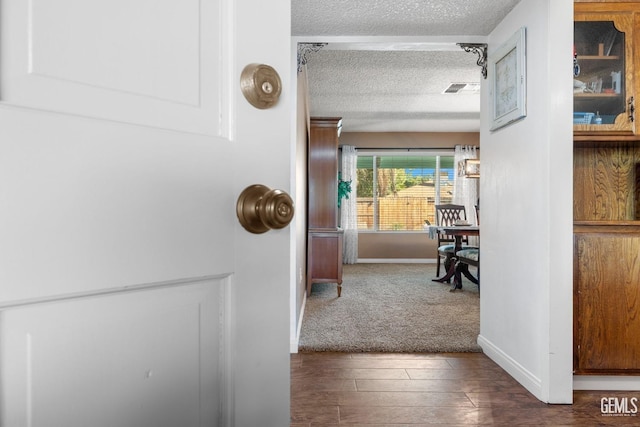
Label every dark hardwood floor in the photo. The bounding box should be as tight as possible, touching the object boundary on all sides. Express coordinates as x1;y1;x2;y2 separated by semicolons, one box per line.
291;352;638;426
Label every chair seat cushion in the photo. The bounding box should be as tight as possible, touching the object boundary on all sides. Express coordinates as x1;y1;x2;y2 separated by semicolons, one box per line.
438;244;475;254
456;248;479;262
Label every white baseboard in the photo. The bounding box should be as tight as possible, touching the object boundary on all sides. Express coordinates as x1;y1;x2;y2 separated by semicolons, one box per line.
477;334;544;401
478;337;640;393
574;376;640;391
357;258;436;264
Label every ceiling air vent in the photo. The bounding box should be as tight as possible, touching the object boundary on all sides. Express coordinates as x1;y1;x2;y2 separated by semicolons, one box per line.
443;82;481;94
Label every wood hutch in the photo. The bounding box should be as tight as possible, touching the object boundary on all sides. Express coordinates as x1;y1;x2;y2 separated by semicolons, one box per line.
573;1;640;375
307;117;344;297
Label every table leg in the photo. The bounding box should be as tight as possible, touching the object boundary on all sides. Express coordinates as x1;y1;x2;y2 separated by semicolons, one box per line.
432;235;462;283
451;262;479;292
432;255;457;283
460;263;479;285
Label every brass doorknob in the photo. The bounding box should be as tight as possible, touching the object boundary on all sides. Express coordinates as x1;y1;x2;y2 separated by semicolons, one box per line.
236;184;294;234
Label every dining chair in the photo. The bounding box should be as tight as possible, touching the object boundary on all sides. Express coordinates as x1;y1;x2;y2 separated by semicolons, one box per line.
453;248;480;290
435;204;470;278
453;204;480;291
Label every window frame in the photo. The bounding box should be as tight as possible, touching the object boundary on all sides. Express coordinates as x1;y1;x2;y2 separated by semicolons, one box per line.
355;149;455;233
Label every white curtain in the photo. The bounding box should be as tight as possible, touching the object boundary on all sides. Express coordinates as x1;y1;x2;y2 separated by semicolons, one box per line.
453;145;479;229
340;145;358;264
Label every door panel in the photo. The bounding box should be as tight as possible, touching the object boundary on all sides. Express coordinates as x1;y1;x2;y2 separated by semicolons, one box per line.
1;0;228;136
0;0;291;425
1;279;232;427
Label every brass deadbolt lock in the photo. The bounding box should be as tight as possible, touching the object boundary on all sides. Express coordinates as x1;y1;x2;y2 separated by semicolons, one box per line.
240;64;282;109
236;184;294;234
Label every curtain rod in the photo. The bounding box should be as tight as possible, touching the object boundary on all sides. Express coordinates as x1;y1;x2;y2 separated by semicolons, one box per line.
338;147;479;151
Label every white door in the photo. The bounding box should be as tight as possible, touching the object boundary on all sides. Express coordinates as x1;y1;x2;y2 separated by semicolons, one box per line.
0;1;291;426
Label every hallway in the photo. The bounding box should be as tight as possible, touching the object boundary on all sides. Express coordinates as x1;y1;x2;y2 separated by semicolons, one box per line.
291;352;636;425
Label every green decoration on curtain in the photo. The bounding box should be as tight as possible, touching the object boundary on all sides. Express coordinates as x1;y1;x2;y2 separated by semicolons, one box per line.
337;173;352;208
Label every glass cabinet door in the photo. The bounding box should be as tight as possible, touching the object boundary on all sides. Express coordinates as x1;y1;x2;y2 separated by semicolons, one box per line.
574;13;635;134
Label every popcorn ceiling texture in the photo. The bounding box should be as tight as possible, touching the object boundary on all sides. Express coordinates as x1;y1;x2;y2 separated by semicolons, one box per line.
293;0;522;132
306;50;482;132
292;0;521;36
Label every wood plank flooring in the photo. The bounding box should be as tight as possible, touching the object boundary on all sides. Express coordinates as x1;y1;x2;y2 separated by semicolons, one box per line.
291;352;639;426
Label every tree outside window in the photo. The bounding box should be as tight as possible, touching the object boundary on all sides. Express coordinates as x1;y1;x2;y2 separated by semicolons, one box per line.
356;153;454;231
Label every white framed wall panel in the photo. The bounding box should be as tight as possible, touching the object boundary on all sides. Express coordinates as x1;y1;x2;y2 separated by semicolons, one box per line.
0;0;230;137
0;277;234;427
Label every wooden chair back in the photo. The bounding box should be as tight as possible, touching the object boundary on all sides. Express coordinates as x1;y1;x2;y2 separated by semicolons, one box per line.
435;204;468;245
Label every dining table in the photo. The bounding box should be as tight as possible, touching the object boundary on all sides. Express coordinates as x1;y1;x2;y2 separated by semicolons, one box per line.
430;225;480;288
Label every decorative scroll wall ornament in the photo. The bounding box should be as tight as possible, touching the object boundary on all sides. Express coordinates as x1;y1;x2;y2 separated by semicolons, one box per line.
458;43;488;79
297;43;328;73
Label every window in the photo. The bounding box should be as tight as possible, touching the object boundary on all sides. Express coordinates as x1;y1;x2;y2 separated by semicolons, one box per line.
356;152;454;231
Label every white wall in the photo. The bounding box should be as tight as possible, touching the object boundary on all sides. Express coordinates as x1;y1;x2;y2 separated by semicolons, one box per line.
291;59;310;352
478;0;574;403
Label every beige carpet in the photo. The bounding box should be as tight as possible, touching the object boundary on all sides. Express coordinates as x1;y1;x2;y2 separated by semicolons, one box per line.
298;263;481;353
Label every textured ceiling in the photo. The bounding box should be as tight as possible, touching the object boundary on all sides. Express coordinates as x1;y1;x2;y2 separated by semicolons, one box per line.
305;49;482;132
292;0;522;132
292;0;521;37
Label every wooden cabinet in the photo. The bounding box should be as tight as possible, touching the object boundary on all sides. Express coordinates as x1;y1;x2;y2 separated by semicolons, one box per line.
573;145;640;374
308;117;341;229
574;2;639;137
307;117;343;296
574;224;640;374
573;144;640;222
307;229;344;296
574;1;640;375
573;149;640;374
